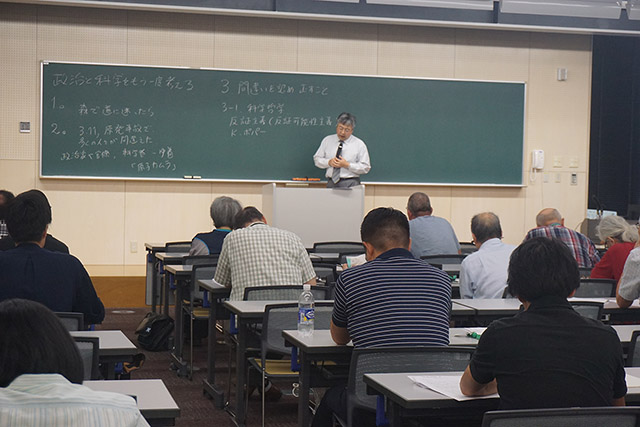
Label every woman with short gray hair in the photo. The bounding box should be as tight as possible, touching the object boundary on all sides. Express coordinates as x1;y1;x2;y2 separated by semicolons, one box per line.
591;215;638;280
189;196;242;256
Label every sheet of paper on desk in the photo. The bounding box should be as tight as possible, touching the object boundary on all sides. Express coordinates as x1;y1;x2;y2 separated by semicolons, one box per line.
626;375;640;388
409;375;499;401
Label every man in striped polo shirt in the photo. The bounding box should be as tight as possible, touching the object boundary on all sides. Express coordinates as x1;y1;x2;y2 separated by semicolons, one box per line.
311;207;452;427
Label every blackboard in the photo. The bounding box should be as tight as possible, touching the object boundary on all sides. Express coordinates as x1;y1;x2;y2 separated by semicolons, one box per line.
41;62;525;185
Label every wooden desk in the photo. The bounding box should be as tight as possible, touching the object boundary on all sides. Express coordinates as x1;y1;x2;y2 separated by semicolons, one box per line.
197;279;230;409
364;368;640;427
224;300;332;427
84;379;180;426
164;264;192;378
71;330;138;379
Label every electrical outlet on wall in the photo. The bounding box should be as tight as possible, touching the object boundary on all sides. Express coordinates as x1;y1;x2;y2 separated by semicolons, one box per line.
570;173;578;185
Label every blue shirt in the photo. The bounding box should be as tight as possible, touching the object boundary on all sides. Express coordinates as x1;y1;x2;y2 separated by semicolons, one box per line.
0;244;104;324
332;248;451;348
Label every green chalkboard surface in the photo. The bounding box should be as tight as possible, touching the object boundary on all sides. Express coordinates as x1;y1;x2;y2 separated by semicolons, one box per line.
41;62;525;185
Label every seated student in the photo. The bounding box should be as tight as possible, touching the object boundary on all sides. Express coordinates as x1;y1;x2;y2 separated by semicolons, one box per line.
0;190;104;324
0;190;69;254
312;207;451;427
615;226;640;308
460;237;626;409
189;196;242;256
459;212;516;299
214;206;316;301
0;298;148;426
591;215;638;281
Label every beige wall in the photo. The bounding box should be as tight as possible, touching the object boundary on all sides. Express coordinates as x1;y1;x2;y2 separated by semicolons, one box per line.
0;3;593;275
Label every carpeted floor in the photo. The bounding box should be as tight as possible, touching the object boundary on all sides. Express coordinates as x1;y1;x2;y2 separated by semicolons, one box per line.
99;307;301;427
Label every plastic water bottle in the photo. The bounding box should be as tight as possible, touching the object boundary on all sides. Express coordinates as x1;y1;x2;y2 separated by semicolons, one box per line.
298;284;315;338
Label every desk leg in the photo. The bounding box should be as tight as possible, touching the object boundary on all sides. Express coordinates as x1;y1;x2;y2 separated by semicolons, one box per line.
170;277;188;377
298;351;311;427
203;295;225;409
162;263;170;316
387;402;402;427
148;252;157;313
233;321;248;427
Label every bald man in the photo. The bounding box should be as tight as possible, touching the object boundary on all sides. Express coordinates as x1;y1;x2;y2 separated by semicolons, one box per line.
524;208;600;268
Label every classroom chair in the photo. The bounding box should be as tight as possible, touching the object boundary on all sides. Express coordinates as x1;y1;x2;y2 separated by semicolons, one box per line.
312;241;365;254
579;267;593;278
459;242;478;254
482;406;640;427
570;301;604;321
73;336;100;380
335;346;474;427
626;331;640;367
574;278;616;298
55;312;84;331
248;302;334;427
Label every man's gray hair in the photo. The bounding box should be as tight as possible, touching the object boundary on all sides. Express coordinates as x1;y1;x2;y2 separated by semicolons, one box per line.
337;112;356;128
536;208;562;227
596;215;638;243
210;196;242;228
471;212;502;244
407;192;432;217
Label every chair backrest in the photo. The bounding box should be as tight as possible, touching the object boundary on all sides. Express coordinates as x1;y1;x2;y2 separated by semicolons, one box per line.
579;267;592;278
55;312;84;331
164;241;191;252
313;241;365;254
190;263;218;299
183;254;219;266
313;262;338;285
243;285;329;301
501;287;514;299
574;278;616;297
570;301;604;320
347;347;474;424
420;254;467;265
261;302;334;359
459;242;478;255
73;336;100;380
627;330;640;367
482;406;640;427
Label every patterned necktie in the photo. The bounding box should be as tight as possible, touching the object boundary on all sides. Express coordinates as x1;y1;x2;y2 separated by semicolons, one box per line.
332;141;344;184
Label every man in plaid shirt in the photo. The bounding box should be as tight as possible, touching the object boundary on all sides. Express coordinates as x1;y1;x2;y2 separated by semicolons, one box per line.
214;206;316;301
524;208;600;268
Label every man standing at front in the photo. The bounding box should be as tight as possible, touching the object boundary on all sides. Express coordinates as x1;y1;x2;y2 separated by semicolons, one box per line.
525;208;600;268
312;207;451;426
313;112;371;188
214;207;316;301
407;192;460;257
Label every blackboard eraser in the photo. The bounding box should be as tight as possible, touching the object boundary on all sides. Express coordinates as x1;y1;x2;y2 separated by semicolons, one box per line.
292;177;308;181
193;176;202;179
183;175;193;179
307;178;321;181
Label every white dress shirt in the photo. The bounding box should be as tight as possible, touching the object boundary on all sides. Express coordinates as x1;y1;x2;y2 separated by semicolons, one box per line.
313;134;371;179
0;374;149;427
459;238;516;299
617;247;640;302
